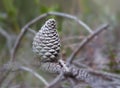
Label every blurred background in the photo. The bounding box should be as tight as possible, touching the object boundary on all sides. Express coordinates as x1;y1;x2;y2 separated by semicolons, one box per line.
0;0;120;88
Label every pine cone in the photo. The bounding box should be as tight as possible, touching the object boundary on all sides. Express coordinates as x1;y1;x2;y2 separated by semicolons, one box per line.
32;19;60;62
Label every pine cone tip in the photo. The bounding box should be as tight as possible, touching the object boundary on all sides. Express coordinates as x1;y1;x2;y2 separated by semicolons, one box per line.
45;18;56;29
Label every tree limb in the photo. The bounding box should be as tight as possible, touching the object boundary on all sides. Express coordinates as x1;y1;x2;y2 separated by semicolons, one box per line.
67;24;109;64
11;11;92;62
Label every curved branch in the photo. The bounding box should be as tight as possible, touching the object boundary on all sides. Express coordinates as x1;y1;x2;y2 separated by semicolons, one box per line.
10;13;48;61
20;66;49;86
11;12;92;61
67;24;109;64
48;12;93;33
0;27;13;53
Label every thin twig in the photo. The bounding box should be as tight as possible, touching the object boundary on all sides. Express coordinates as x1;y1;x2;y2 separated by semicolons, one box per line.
73;60;120;80
0;63;49;87
5;73;18;88
0;27;13;53
47;72;64;88
67;24;109;64
28;28;37;34
0;70;11;87
61;35;84;42
67;78;76;88
64;42;83;49
0;27;10;39
20;66;49;86
10;13;48;61
88;69;120;80
11;12;92;61
48;12;93;33
73;60;91;69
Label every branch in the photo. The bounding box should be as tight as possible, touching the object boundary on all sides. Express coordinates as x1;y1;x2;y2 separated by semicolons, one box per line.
19;66;49;86
67;24;109;64
0;62;49;87
11;11;92;61
0;27;10;39
10;13;48;61
0;70;11;87
40;62;120;88
74;59;120;80
47;72;64;88
40;62;66;88
28;28;37;34
61;35;84;42
0;27;13;53
48;12;93;33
